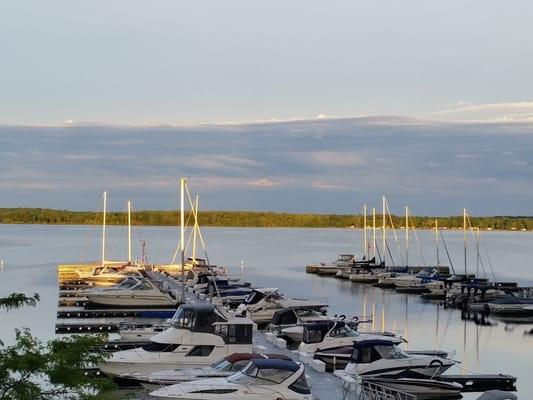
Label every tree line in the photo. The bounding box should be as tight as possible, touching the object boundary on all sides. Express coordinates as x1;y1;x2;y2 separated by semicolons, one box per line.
1;208;533;230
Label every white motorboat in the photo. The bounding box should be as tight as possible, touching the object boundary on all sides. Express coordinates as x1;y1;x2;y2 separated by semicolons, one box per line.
315;254;356;275
344;338;456;378
349;269;381;284
236;288;328;325
125;352;291;391
81;264;146;286
149;359;314;400
298;321;403;370
85;278;180;308
362;377;463;399
99;304;255;376
269;308;336;343
386;269;441;289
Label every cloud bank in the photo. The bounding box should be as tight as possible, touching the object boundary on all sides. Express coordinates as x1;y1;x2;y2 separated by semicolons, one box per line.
1;116;533;215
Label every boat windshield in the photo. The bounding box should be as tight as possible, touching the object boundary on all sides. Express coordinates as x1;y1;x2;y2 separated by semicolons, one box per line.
211;359;232;371
295;309;320;319
130;280;153;291
115;277;138;289
338;255;354;262
375;345;410;360
227;363;293;385
329;325;360;338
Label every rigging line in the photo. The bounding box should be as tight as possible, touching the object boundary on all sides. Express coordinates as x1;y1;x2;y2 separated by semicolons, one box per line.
385;200;405;265
385;240;396;266
409;212;427;266
170;208;195;264
483;245;498;283
439;230;456;275
185;185;211;265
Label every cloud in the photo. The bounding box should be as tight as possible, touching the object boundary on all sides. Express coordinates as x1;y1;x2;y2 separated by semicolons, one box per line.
311;180;346;190
431;102;533;122
248;178;280;187
306;151;368;168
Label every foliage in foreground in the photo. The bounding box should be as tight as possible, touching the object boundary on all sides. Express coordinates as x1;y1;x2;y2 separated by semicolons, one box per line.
0;293;114;400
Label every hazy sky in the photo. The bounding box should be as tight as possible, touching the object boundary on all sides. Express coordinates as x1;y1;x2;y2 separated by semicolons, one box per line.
1;2;533;215
1;0;533;125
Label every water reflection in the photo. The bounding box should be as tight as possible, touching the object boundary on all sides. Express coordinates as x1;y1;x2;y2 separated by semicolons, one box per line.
0;225;531;398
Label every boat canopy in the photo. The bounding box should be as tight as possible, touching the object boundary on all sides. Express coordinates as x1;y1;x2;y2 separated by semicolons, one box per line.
350;339;409;363
250;359;299;371
170;304;228;333
302;321;356;343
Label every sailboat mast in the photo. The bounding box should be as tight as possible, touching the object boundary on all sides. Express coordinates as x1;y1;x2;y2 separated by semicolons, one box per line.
435;219;440;267
363;204;367;259
405;206;409;267
192;195;199;262
180;178;186;303
382;196;386;265
476;227;480;277
101;191;107;266
127;200;132;263
372;207;377;259
463;208;467;274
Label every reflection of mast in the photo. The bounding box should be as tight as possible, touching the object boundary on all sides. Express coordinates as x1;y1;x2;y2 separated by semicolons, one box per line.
381;291;385;332
404;295;409;348
434;304;440;349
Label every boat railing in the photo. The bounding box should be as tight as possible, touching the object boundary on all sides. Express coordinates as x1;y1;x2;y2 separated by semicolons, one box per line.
340;376;416;400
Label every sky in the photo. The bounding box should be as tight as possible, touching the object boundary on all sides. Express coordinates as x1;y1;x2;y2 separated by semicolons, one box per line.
0;1;532;215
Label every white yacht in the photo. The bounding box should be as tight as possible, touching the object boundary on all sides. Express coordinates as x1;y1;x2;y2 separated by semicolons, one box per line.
85;278;180;308
82;264;146;286
236;288;328;325
99;304;255;376
344;338;456;378
125;352;291;391
149;359;314;400
362;377;463;399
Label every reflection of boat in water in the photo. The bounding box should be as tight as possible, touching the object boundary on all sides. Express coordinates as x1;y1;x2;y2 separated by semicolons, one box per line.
362;377;463;399
149;359;312;400
487;293;533;316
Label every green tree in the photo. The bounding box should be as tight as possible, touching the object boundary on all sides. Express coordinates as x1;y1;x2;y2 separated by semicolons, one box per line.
0;293;114;400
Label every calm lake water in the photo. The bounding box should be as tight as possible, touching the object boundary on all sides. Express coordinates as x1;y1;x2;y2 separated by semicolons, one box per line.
0;224;532;398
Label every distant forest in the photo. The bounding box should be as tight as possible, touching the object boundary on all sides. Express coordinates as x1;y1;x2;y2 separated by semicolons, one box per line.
1;208;533;231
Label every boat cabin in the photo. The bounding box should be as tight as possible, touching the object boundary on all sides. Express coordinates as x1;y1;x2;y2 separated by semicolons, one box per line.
335;254;356;264
271;307;324;327
302;321;359;344
244;288;284;305
170;304;228;333
350;339;409;364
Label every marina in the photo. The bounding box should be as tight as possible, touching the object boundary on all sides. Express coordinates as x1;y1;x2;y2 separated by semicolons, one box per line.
2;209;531;399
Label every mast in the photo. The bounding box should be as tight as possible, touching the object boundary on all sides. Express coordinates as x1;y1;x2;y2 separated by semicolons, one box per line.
127;200;132;263
101;191;107;266
192;195;199;262
435;219;440;267
363;204;368;259
405;206;409;267
463;208;467;274
382;196;386;265
476;227;480;277
372;208;377;259
180;178;186;303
